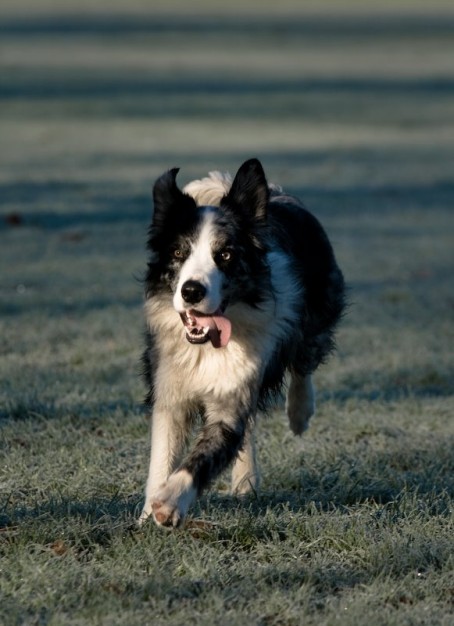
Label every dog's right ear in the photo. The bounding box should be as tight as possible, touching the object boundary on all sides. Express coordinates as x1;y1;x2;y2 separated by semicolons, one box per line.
151;168;196;228
224;158;269;222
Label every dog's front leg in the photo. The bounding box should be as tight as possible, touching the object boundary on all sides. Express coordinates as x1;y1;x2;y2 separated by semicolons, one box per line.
150;408;249;528
139;404;187;526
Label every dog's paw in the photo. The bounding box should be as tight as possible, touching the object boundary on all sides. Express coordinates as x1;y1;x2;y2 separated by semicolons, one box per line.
146;470;197;529
151;499;184;528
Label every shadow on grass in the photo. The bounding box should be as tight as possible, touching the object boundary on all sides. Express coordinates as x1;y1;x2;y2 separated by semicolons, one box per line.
0;292;142;318
0;493;141;547
2;482;451;615
2;155;453;224
201;423;454;531
320;367;454;403
3;74;454;102
214;451;453;519
3;347;452;425
0;180;150;230
0;393;144;423
2;11;454;39
3;433;451;530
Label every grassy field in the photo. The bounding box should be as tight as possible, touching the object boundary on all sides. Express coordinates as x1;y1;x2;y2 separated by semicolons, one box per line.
1;1;453;624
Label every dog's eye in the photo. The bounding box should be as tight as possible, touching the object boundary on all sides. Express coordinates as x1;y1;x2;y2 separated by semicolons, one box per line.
220;250;232;262
173;249;184;259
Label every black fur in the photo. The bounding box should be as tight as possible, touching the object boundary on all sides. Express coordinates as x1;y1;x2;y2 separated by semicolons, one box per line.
140;158;346;527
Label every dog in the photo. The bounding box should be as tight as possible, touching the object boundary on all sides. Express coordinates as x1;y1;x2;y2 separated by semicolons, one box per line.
139;158;345;527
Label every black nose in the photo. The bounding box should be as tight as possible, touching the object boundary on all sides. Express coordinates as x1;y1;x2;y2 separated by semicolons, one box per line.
181;280;207;304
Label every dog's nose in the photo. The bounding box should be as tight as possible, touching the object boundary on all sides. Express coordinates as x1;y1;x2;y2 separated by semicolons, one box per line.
181;280;207;304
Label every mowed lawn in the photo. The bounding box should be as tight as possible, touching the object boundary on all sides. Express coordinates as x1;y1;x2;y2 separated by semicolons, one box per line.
0;1;453;625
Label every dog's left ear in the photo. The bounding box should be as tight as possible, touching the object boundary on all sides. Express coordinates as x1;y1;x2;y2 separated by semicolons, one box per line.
224;158;269;221
151;168;197;230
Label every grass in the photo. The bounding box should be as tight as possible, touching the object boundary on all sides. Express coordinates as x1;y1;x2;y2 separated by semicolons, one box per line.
1;405;453;626
1;1;454;624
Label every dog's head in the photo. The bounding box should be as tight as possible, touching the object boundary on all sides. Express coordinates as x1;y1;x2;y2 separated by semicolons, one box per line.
146;159;271;347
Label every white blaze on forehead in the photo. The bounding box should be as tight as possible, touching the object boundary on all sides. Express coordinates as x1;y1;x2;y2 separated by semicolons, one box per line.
173;208;224;314
182;209;217;281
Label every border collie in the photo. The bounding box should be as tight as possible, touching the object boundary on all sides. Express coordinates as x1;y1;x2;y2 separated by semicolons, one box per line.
139;158;345;527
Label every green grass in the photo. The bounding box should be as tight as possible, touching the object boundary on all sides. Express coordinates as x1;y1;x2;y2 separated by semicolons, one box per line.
1;1;454;624
1;404;453;625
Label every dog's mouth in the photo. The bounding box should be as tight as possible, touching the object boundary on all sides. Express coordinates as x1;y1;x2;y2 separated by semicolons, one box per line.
179;308;232;348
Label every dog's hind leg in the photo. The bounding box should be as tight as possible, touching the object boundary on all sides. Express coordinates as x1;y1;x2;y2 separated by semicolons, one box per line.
231;422;259;495
286;373;315;436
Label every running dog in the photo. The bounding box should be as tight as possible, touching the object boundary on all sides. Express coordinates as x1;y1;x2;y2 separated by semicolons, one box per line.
139;158;345;527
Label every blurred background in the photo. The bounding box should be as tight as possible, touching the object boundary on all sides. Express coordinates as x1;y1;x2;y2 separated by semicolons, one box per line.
1;0;453;410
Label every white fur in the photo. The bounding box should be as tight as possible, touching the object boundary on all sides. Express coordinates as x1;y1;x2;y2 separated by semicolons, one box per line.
183;170;284;207
183;171;232;206
140;172;314;527
141;469;196;528
173;209;224;314
145;249;300;403
145;298;265;400
139;401;189;526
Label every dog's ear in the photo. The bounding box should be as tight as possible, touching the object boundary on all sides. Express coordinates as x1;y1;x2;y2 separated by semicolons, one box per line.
224;158;269;221
152;168;196;228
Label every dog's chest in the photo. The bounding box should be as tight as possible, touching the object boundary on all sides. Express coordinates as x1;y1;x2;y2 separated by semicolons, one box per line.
155;333;260;401
145;297;277;400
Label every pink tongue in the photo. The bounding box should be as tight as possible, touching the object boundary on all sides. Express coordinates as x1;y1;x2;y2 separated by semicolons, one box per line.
193;311;232;348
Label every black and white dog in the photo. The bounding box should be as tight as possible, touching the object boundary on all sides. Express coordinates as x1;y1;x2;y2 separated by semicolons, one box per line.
139;158;345;527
